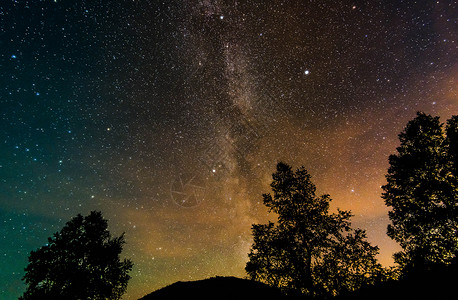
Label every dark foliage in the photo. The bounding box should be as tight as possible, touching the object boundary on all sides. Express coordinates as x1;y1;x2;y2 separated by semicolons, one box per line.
382;112;458;273
246;162;386;297
21;211;133;300
446;115;458;176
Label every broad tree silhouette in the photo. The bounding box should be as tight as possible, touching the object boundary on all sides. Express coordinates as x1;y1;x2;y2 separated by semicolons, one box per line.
246;162;384;297
21;211;133;300
383;112;458;273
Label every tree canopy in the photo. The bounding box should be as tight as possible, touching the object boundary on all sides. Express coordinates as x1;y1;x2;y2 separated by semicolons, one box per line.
246;162;384;297
382;112;458;272
21;211;133;300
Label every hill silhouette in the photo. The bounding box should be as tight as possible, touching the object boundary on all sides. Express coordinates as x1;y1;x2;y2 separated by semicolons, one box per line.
138;276;302;300
140;261;457;300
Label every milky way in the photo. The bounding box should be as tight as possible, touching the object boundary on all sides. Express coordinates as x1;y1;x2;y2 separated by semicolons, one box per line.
1;1;456;299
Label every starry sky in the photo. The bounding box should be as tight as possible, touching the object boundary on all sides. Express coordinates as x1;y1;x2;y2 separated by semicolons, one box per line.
0;0;456;299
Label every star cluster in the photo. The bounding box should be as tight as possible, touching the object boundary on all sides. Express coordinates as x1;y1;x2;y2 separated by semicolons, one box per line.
1;1;456;299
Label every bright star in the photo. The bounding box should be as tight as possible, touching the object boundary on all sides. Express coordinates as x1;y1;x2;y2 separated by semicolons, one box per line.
304;70;310;75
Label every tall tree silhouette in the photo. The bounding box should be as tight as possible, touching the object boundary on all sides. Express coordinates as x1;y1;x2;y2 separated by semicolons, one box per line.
446;115;458;177
383;112;458;272
246;162;383;297
21;211;133;300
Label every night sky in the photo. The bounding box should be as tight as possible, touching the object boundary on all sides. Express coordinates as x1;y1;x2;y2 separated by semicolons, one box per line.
1;0;456;299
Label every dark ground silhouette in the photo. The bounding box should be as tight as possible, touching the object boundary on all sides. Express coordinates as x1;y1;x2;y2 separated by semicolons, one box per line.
337;259;458;300
140;261;457;300
138;276;307;300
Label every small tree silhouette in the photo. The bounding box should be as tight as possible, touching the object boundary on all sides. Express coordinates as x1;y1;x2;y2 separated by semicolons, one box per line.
246;162;384;297
383;112;458;273
21;211;133;300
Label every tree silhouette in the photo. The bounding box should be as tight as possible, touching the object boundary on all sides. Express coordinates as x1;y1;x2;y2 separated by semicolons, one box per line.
446;115;458;176
21;211;133;300
382;112;458;273
246;162;384;297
